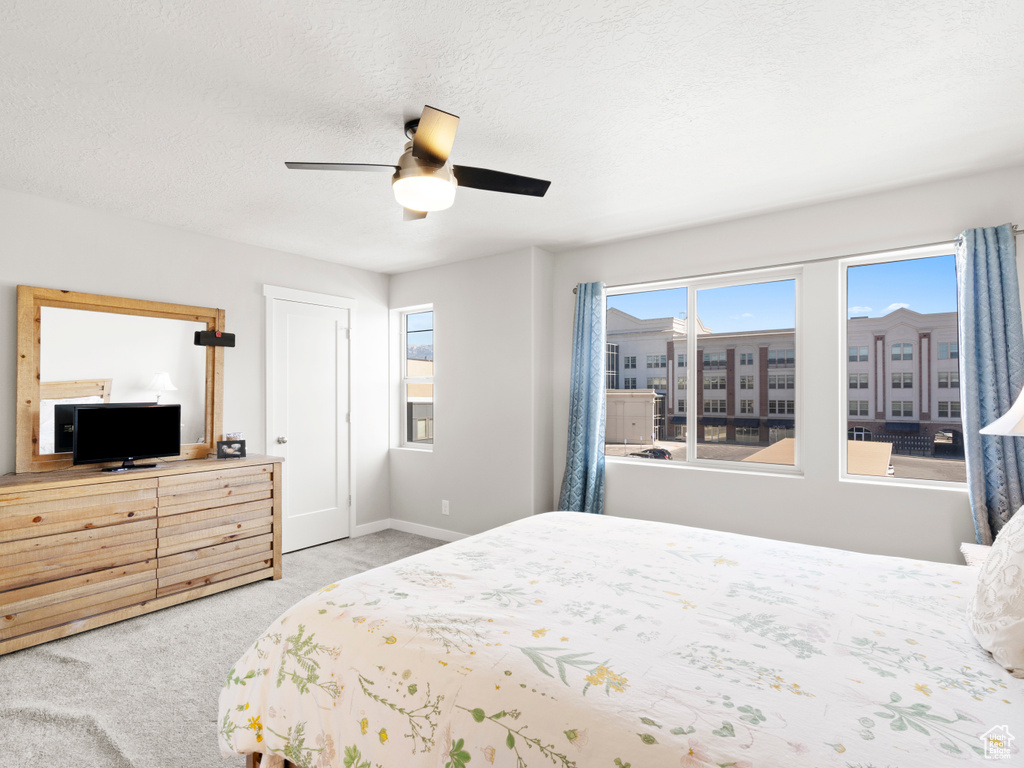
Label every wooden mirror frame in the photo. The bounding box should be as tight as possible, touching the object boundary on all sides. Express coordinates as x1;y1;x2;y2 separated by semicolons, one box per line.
15;285;224;473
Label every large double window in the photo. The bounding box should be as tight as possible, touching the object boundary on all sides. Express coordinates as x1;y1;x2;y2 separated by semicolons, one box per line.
605;272;798;468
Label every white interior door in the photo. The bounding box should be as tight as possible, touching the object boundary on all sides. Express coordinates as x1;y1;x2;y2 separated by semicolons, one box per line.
267;292;352;552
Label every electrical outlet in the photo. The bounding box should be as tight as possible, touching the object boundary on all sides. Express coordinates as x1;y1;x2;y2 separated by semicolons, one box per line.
441;499;450;516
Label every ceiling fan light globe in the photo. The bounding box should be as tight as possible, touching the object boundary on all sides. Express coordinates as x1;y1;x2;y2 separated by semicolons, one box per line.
392;175;456;212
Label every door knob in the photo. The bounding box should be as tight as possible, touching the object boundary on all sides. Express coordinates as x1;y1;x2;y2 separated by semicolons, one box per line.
277;436;288;444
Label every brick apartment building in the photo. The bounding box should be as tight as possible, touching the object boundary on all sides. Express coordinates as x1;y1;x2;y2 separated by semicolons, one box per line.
606;306;963;457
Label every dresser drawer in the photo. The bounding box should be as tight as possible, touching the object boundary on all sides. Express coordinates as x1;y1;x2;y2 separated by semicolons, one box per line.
158;464;273;499
0;559;156;641
0;479;157;543
0;518;157;593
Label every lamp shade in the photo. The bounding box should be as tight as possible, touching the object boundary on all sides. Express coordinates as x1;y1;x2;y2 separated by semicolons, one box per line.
147;372;178;392
980;386;1024;435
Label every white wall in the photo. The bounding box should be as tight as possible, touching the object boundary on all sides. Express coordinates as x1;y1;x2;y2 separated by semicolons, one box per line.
389;247;554;536
553;164;1024;564
0;188;391;526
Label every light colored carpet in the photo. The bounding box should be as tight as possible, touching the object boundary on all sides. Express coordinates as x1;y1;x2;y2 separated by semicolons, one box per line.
0;529;442;767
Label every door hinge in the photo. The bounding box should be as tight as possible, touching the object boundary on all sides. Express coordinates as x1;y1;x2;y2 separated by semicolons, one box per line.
348;495;352;507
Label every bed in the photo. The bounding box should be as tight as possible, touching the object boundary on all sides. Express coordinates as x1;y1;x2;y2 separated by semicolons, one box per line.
218;512;1022;767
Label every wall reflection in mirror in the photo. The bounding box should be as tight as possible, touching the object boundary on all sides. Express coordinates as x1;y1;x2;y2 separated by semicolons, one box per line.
38;307;208;455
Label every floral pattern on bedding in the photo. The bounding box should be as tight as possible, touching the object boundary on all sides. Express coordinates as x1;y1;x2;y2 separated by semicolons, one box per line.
218;512;1022;766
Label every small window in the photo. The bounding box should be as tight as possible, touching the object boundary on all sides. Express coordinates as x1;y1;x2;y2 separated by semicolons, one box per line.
891;372;913;389
739;375;754;390
677;353;687;367
938;342;959;360
735;426;759;442
702;351;727;368
677;376;686;390
739;352;754;366
768;348;795;367
678;399;687;414
623;355;636;370
402;309;434;446
848;345;869;362
891;401;913;417
848;373;869;389
646;376;666;390
768;400;795;415
646;355;666;369
891;343;913;361
938;401;961;419
848;400;869;417
703;399;726;414
740;399;754;414
623;377;637;390
703;376;726;390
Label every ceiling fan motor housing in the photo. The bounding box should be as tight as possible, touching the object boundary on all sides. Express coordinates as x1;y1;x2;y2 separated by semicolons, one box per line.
392;141;458;211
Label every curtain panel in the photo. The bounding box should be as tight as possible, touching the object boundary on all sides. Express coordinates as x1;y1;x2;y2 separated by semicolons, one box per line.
957;224;1024;544
558;282;607;514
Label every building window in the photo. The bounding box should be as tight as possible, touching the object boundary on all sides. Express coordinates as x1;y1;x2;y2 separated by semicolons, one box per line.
768;400;795;415
623;355;636;369
848;345;868;362
704;375;726;390
678;400;687;414
703;399;726;414
848;373;868;389
623;377;637;389
401;308;434;446
891;401;913;417
739;352;754;366
704;425;727;442
677;353;687;367
647;377;666;390
849;426;871;441
646;354;666;369
768;348;794;367
739;375;754;390
677;376;686;390
735;427;759;443
606;343;619;390
891;343;914;361
702;351;727;368
848;400;869;417
847;252;963;482
740;399;754;414
768;373;795;389
938;401;962;419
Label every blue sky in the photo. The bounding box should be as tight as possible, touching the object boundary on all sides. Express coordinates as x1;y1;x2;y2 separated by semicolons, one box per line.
606;254;957;333
847;254;957;318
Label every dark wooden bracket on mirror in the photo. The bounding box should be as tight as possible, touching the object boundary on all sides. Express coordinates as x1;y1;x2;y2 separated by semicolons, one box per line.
15;285;225;473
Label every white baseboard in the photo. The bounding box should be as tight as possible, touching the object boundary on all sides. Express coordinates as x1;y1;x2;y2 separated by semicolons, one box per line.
389;518;467;542
351;519;391;538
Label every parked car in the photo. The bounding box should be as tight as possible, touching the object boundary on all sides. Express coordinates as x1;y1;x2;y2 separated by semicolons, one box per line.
628;448;673;460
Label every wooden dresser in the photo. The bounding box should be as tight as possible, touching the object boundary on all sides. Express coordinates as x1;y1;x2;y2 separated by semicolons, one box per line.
0;456;282;655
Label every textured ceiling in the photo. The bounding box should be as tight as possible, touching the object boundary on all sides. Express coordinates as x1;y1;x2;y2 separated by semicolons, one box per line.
1;1;1023;273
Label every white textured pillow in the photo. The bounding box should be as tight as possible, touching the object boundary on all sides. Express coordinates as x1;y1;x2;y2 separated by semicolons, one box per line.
960;542;992;567
968;508;1024;677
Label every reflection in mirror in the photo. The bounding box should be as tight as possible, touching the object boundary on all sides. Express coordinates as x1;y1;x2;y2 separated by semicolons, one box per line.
39;307;208;454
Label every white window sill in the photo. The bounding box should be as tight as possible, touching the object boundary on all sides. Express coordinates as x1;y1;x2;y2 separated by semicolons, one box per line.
606;455;803;479
392;445;433;453
839;475;968;492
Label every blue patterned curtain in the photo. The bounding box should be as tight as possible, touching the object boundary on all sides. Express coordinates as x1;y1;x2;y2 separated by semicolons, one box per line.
957;224;1024;543
558;282;607;514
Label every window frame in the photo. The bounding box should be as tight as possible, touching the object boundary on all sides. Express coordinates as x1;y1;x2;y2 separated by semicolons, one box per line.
396;304;435;451
606;265;803;476
839;243;967;490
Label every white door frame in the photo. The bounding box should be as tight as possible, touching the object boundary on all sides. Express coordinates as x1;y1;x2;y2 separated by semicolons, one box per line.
264;285;357;541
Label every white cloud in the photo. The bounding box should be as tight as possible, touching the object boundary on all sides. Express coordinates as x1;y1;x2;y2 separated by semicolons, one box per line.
729;312;755;320
742;312;753;318
848;306;872;315
884;302;910;313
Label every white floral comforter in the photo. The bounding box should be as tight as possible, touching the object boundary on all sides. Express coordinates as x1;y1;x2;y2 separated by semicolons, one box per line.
219;512;1022;767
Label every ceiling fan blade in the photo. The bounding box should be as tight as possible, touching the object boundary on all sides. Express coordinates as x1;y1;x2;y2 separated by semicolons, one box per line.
451;165;551;197
412;106;460;165
403;208;428;221
285;162;398;172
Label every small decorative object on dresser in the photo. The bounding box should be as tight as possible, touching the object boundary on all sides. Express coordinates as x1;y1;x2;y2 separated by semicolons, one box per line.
217;440;247;458
0;455;282;655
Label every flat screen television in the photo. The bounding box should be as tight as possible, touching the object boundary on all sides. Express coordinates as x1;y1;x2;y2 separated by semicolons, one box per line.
73;403;181;471
54;402;156;454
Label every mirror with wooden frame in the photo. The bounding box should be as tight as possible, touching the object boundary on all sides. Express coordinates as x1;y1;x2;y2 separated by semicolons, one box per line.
16;285;224;473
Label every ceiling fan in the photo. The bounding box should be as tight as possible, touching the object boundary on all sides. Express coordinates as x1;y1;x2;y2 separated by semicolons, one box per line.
286;105;551;220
